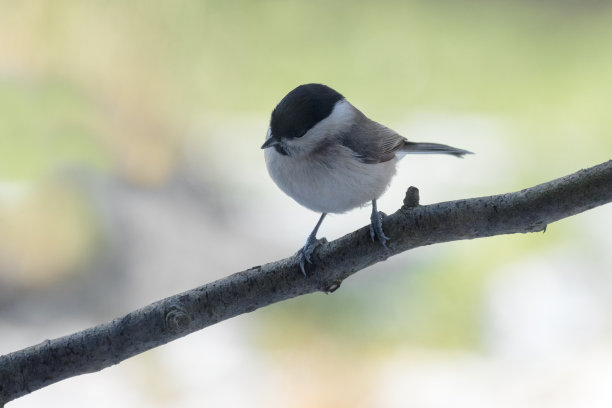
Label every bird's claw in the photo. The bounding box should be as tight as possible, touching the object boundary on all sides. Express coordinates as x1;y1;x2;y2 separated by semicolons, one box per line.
370;210;390;248
297;237;320;276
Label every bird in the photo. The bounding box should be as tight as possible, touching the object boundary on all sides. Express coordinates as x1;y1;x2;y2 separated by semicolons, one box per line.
261;83;472;275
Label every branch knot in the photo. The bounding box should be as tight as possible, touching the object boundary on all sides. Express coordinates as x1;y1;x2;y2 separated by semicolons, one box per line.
164;305;191;334
402;186;420;208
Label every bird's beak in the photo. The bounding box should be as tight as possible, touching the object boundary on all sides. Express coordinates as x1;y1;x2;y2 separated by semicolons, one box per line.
261;137;280;149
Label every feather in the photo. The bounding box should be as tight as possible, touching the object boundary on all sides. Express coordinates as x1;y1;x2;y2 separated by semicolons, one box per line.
338;112;406;164
400;142;473;158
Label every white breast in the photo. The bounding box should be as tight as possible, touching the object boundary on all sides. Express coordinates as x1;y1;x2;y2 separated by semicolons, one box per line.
264;145;397;214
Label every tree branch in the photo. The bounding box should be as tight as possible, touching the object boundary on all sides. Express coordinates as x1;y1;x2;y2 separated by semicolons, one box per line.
1;160;611;405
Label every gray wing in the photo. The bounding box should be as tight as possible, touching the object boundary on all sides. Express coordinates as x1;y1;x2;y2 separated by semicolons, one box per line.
338;114;406;164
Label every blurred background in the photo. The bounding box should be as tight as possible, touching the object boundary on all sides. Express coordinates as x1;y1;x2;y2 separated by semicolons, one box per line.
1;0;611;406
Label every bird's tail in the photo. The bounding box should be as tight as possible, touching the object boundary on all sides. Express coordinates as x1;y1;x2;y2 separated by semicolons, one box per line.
400;141;473;158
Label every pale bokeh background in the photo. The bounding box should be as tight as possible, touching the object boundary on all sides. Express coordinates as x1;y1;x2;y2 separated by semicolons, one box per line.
1;1;611;407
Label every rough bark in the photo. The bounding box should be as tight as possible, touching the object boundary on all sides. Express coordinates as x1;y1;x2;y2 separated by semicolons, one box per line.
1;160;611;406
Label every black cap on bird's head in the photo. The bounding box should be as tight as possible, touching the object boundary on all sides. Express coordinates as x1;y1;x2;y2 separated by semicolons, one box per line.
262;84;344;150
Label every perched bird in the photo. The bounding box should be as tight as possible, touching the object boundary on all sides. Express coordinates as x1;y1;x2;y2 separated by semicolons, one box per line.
262;84;472;275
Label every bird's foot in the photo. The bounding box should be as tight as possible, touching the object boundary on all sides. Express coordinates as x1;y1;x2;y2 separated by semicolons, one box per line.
370;210;389;248
297;235;322;276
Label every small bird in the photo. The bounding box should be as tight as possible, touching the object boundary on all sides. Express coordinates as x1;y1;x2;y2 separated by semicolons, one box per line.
262;84;472;275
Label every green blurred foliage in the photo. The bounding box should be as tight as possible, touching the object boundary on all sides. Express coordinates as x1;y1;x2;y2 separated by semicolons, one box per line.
0;79;107;178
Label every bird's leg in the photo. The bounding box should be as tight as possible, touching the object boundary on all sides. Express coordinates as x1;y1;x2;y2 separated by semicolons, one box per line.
369;200;389;248
298;213;327;276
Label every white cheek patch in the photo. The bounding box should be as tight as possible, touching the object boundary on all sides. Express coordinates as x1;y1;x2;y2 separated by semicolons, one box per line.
283;99;356;155
303;99;355;141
